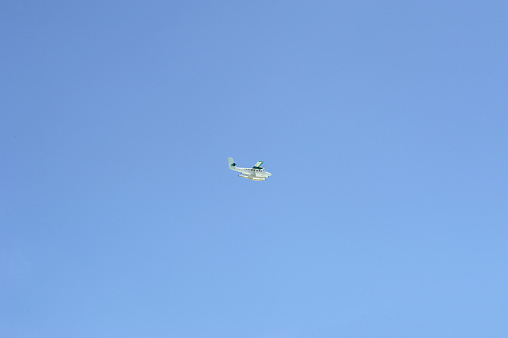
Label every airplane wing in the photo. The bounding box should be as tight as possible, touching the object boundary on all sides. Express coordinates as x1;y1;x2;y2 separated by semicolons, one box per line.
253;161;264;168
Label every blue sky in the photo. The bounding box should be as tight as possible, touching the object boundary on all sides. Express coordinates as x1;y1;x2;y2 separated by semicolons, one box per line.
1;1;507;337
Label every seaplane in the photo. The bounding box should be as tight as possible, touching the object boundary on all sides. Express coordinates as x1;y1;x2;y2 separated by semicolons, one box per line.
228;157;272;181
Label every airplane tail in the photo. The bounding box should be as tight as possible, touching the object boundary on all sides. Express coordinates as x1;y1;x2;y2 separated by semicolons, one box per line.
228;157;237;169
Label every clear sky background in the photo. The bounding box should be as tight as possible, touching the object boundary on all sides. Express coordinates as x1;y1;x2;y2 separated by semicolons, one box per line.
1;1;507;337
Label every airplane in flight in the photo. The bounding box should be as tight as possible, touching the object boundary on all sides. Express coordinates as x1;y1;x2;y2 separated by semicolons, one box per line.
228;157;272;181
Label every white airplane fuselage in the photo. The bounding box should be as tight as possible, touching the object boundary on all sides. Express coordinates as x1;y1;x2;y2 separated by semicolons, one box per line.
228;158;272;181
233;167;272;181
